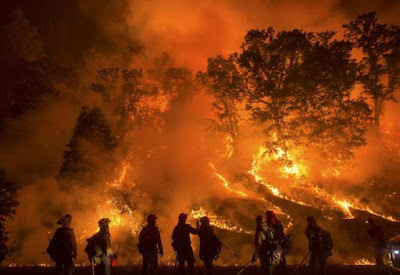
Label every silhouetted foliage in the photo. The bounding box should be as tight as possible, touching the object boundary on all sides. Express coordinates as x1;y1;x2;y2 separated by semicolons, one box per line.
196;55;244;154
58;106;116;182
0;9;76;122
344;12;400;126
91;67;157;141
148;52;193;108
237;28;370;163
0;169;20;218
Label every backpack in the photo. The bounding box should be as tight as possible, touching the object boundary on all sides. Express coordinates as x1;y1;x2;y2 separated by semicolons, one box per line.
84;234;102;262
46;238;57;262
321;231;333;257
46;228;72;262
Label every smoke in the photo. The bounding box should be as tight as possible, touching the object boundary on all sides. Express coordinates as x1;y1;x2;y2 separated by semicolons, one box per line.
1;0;400;266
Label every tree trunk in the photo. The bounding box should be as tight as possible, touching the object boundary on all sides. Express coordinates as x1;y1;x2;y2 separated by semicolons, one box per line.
374;98;381;127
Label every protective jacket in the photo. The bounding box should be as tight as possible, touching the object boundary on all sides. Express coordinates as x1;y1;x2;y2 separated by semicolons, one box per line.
138;224;163;254
198;224;221;259
306;226;332;257
47;226;77;262
172;223;197;254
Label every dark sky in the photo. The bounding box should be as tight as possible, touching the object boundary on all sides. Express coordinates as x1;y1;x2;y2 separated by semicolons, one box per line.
1;0;132;65
2;0;400;68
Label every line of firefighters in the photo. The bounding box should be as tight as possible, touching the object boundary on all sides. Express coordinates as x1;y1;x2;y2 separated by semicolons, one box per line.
0;212;388;275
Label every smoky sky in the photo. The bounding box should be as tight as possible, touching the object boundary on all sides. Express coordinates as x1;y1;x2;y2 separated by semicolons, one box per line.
2;0;400;69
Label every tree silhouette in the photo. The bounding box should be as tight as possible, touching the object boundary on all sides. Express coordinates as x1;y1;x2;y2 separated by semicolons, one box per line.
91;67;157;142
0;169;20;218
196;55;244;155
344;12;400;127
0;9;76;122
58;106;116;183
238;28;370;163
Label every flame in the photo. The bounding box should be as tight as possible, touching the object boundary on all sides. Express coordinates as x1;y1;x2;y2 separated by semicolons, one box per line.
312;185;398;221
354;258;374;265
190;207;254;234
106;161;136;190
78;199;141;243
223;135;234;159
250;143;398;222
209;163;248;197
79;161;142;242
249;145;311;206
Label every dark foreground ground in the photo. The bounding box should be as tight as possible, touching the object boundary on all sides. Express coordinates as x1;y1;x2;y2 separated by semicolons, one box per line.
1;265;399;275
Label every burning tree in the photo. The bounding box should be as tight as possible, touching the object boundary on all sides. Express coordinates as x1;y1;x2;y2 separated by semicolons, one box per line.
196;55;244;156
91;67;156;143
148;53;193;120
238;28;371;166
344;12;400;127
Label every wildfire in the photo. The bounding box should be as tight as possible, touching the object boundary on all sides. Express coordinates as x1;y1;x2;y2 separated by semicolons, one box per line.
249;144;399;222
209;163;248;197
78;161;142;243
190;207;254;234
311;186;355;219
216;134;234;159
354;258;374;265
249;145;311;206
105;198;142;234
312;185;399;222
335;200;353;219
106;161;136;190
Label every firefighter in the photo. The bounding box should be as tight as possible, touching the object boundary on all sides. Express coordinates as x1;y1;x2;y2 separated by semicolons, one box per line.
138;214;163;275
306;216;332;275
198;216;221;275
171;213;198;275
366;218;386;272
0;215;8;266
266;210;288;274
47;214;77;275
253;212;283;275
95;218;113;275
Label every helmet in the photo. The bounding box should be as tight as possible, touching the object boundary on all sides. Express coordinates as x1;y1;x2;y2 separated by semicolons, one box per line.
98;218;111;226
266;210;276;220
200;216;209;224
57;214;72;225
178;213;188;222
147;214;158;224
255;215;263;223
306;216;316;223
